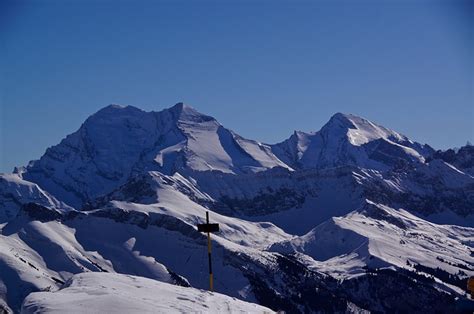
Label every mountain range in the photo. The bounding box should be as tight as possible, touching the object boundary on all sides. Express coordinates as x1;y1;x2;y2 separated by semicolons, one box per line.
1;103;473;313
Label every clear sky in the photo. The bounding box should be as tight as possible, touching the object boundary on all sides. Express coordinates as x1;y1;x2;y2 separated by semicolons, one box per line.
1;0;472;173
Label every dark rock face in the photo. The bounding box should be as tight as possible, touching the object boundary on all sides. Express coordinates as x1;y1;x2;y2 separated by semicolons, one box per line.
341;267;458;313
166;268;191;287
20;203;62;222
225;252;352;313
89;206;203;239
218;187;306;216
362;165;474;218
428;144;474;175
228;252;463;314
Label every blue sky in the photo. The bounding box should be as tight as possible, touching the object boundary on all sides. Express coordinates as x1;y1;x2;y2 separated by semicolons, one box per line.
1;0;472;172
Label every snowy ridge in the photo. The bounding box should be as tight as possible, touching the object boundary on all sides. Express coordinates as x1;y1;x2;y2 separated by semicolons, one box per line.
86;170;292;249
88;171;214;207
173;104;290;174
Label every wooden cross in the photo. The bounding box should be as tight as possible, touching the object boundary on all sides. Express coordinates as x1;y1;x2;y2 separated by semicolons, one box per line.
197;211;219;291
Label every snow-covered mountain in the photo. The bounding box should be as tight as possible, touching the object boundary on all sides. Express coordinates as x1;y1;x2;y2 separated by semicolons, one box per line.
272;113;433;171
18;104;290;208
1;103;473;313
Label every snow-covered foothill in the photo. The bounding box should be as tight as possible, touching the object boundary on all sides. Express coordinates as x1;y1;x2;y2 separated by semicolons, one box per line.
271;200;474;290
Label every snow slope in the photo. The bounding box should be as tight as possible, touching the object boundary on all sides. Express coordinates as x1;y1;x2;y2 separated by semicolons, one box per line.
21;272;275;314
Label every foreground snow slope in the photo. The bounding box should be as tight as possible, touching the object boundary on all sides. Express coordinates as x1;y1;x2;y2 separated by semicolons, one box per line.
21;272;274;314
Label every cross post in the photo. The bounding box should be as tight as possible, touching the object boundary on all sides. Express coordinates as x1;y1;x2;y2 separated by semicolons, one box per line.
197;211;219;291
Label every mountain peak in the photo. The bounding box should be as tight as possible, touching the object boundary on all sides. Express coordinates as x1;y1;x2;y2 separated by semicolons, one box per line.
326;112;371;130
322;112;408;146
272;111;429;171
170;102;190;112
165;102;216;124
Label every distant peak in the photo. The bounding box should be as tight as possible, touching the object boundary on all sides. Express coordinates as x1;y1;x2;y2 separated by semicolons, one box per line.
321;112;409;146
